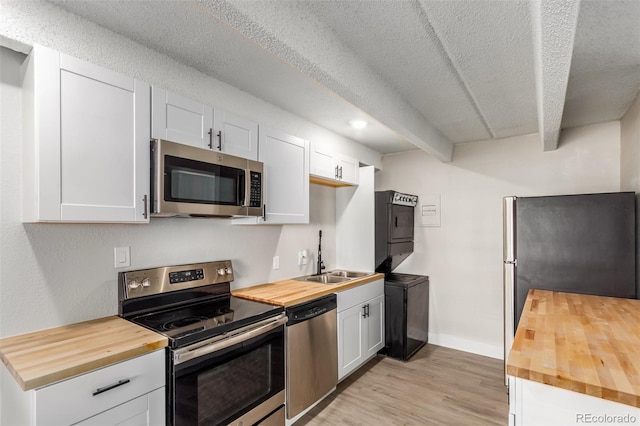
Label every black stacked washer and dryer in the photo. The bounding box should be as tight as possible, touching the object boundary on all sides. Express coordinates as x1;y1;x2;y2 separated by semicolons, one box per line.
375;190;430;361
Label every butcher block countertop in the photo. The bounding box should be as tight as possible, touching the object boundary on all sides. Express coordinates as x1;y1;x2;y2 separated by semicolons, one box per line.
0;316;168;391
232;273;385;307
507;289;640;408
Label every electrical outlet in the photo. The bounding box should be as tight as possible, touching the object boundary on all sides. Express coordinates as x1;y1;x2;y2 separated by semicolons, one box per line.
114;246;131;268
298;250;308;266
272;255;280;270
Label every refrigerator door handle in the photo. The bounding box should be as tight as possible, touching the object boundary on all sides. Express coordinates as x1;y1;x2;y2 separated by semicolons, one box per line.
503;261;515;386
503;196;517;388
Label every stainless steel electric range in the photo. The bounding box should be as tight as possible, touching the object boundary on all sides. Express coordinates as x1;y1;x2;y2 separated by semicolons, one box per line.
119;260;287;426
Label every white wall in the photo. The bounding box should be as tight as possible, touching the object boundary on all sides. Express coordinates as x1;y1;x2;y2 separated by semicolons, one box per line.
620;90;640;297
621;91;640;192
0;0;389;339
376;122;621;358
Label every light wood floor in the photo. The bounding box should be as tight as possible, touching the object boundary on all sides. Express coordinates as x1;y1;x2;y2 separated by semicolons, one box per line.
297;344;508;425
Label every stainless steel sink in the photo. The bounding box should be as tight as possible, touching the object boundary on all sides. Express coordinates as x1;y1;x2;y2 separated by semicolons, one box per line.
304;275;351;284
327;270;370;278
295;270;373;285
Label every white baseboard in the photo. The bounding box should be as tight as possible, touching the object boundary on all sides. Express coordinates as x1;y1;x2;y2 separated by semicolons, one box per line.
428;332;503;360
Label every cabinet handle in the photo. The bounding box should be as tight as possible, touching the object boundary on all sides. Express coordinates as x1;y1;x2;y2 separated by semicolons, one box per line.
394;216;398;227
208;128;213;149
362;305;367;318
262;204;266;222
335;165;339;180
143;194;148;219
366;303;370;318
217;131;222;151
339;166;343;180
93;379;130;396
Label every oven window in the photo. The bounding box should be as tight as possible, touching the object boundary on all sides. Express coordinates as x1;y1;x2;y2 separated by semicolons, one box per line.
165;155;244;206
173;326;284;426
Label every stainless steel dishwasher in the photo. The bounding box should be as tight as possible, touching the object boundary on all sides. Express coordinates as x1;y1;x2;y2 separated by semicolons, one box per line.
285;293;338;421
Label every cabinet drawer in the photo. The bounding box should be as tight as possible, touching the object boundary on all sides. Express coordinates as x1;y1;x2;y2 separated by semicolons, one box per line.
336;279;383;312
34;349;165;425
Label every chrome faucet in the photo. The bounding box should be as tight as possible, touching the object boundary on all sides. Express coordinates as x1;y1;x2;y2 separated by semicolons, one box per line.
316;230;326;275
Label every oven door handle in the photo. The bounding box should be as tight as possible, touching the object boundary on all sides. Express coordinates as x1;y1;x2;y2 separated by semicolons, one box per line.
174;314;288;365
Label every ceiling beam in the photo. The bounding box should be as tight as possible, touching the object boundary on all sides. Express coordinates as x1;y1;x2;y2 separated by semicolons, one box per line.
530;0;581;151
195;0;454;161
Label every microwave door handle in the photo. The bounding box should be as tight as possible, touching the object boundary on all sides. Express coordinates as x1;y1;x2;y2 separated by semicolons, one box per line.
241;170;248;208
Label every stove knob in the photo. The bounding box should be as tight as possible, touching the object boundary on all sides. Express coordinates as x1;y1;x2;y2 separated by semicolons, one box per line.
225;267;233;275
128;280;141;290
217;268;226;276
141;278;151;288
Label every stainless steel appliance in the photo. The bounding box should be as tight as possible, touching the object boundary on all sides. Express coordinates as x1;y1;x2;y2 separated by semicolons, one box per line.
119;260;286;426
151;139;264;218
375;190;429;362
284;294;338;421
503;192;637;381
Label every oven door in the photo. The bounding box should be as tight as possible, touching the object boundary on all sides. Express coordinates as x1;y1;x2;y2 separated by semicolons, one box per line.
170;314;287;426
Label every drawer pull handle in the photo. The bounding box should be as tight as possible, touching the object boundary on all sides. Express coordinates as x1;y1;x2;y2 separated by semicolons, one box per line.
93;379;130;396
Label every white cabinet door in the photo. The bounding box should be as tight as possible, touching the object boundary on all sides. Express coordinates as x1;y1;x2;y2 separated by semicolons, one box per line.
309;141;359;186
310;142;338;180
336;280;384;381
213;109;258;160
260;127;309;224
364;294;385;357
337;303;365;380
234;126;309;224
151;86;213;149
23;45;149;223
75;388;165;426
335;153;359;185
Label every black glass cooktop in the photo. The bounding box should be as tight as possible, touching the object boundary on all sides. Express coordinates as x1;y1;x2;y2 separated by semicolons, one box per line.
129;295;283;348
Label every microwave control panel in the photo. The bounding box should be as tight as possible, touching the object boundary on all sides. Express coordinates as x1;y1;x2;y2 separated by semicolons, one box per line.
249;171;262;207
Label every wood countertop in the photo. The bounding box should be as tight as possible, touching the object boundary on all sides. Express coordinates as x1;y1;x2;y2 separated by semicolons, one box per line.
232;273;385;307
0;316;168;391
507;289;640;408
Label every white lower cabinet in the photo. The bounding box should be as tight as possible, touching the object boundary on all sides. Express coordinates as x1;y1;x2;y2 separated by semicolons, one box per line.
5;350;166;426
337;279;384;381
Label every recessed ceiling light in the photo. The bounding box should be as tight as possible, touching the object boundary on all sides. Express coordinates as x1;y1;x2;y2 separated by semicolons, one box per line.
349;119;367;129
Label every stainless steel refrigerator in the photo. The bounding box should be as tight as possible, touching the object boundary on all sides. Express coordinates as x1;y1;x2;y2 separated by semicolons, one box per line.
503;192;637;380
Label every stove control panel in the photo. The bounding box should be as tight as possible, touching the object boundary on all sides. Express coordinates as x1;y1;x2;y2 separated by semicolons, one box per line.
119;260;234;300
169;269;204;284
392;192;418;207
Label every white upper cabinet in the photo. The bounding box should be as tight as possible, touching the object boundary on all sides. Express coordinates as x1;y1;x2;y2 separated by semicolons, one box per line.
152;87;258;160
310;141;359;186
335;153;359;185
151;86;213;148
233;126;309;224
22;45;150;223
213;109;258;161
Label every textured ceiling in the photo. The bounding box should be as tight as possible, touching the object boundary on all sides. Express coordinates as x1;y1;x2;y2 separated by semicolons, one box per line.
50;0;640;161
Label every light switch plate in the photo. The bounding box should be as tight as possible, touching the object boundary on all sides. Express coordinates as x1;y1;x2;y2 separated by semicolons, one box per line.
272;255;280;270
114;247;131;268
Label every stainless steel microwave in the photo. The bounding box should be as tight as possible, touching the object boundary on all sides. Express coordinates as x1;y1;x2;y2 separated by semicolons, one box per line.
151;139;263;217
